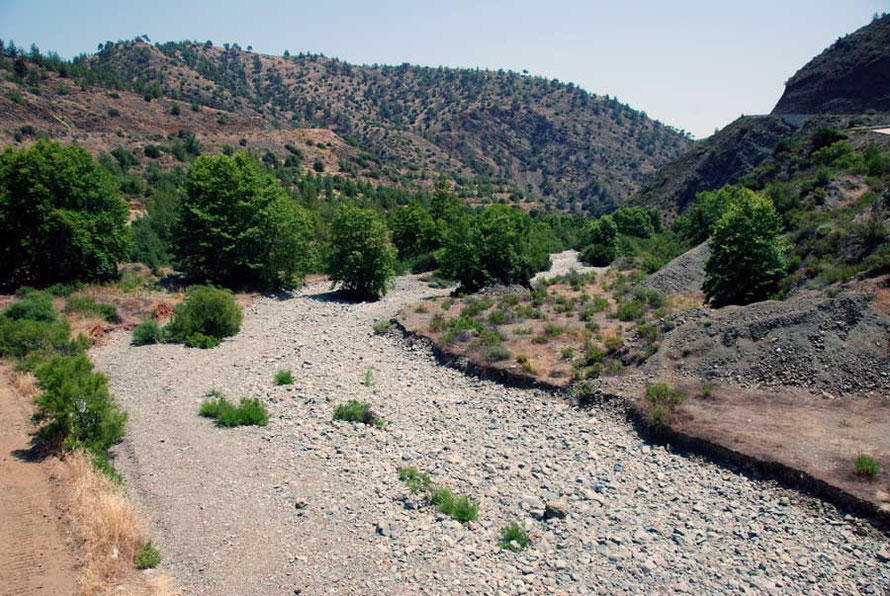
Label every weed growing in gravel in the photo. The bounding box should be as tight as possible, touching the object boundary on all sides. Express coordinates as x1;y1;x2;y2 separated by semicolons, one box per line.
431;488;479;522
184;332;220;349
645;383;687;427
854;454;880;479
441;298;454;310
364;368;375;387
333;400;384;427
274;370;294;385
414;304;429;314
701;384;714;399
398;466;433;493
135;541;161;569
372;320;392;334
398;467;479;522
131;319;164;346
487;310;509;325
200;392;269;427
499;523;531;552
513;327;533;335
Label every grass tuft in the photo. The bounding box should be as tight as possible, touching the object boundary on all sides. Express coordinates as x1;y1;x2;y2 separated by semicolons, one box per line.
274;369;294;385
135;541;161;569
499;522;531;551
200;391;269;427
333;399;384;427
854;453;880;479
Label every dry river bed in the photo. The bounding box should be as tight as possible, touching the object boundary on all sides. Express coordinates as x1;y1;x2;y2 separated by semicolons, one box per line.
93;275;890;595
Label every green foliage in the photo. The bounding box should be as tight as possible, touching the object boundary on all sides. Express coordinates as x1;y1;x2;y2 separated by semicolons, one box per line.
645;383;687;427
135;542;161;569
131;319;164;346
431;487;479;522
199;392;269;427
440;205;549;292
612;206;655;238
173;153;314;289
398;466;433;494
274;369;294;385
64;295;117;322
166;285;242;345
391;204;437;260
184;333;220;349
0;141;130;288
328;205;397;300
854;453;880;479
333;399;384;427
372;320;392;334
617;301;645;321
673;185;746;244
0;317;74;360
704;188;787;307
3;290;57;322
499;523;531;551
32;354;127;453
579;215;618;265
485;346;511;361
131;182;182;273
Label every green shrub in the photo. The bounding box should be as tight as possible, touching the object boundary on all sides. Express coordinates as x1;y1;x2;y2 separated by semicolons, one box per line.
398;466;433;494
0;141;130;289
499;523;531;552
431;488;479;522
461;297;495;318
135;541;161;569
485;346;511;361
274;370;294;385
632;286;664;308
184;333;220;349
199;392;269;427
32;354;127;453
487;310;509;325
65;295;117;322
166;285;242;344
131;319;164;346
328;205;397;300
3;291;57;322
617;301;645;321
645;383;687;427
854;454;880;479
702;384;714;399
372;320;392;334
580;215;618;265
333;399;384;427
0;317;74;360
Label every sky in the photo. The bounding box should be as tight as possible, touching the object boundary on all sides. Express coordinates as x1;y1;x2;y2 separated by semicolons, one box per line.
1;0;887;138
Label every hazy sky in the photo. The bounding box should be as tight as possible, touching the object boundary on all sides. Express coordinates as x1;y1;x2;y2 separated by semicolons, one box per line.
1;0;886;137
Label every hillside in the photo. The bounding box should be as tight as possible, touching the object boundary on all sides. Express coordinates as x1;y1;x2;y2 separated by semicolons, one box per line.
0;40;691;213
773;14;890;115
635;14;890;215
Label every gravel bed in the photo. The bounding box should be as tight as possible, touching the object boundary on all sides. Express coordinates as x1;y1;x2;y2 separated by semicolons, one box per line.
92;275;890;595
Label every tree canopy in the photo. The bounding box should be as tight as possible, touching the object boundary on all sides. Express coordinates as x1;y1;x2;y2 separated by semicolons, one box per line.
0;141;130;289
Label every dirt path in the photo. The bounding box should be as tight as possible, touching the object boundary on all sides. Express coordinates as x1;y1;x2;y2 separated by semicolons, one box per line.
92;276;890;595
0;368;77;596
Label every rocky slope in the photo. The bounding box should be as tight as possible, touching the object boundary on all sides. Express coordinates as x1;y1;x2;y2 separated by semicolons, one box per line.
773;14;890;115
92;276;890;595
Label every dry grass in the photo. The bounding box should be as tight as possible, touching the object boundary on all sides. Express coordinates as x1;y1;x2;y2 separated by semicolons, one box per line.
67;451;177;595
12;370;37;399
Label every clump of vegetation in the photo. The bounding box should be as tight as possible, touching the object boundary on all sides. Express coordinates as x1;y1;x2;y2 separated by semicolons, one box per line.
485;346;511;361
701;384;714;399
199;391;269;427
645;383;687;427
172;153;315;290
32;354;127;453
135;541;161;569
372;319;392;334
333;399;384;428
499;522;531;551
166;285;242;347
515;354;536;374
4;289;57;322
398;467;478;522
274;370;294;385
65;295;118;322
854;453;880;479
0;141;130;289
328;205;397;300
131;319;164;346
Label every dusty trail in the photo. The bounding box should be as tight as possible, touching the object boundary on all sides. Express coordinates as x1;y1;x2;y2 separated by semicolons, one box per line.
93;275;890;595
0;368;77;596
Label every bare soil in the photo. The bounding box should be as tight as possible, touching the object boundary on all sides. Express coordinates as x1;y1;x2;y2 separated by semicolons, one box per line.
0;365;78;595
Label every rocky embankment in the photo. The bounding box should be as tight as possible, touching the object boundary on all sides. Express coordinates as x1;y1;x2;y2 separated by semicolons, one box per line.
92;275;890;595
